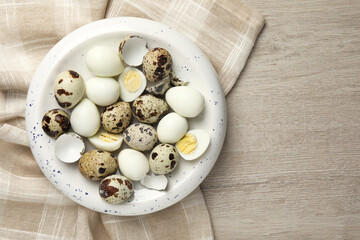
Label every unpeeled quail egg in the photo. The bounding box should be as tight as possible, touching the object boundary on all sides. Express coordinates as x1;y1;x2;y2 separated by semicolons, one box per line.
149;143;179;174
123;123;158;151
88;129;123;152
85;77;119;106
99;175;133;204
101;102;132;133
41;109;70;138
70;98;100;137
118;149;149;181
54;70;85;109
142;48;172;82
86;46;124;77
165;86;205;118
157;112;188;144
118;67;147;102
132;94;168;124
176;129;210;161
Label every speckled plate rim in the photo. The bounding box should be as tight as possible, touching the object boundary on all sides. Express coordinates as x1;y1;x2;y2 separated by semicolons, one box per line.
25;17;227;216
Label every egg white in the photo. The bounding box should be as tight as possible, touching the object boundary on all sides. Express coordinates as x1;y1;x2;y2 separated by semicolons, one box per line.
118;66;147;102
176;129;210;161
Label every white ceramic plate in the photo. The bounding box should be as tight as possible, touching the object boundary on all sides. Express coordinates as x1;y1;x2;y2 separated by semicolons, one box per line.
25;17;226;216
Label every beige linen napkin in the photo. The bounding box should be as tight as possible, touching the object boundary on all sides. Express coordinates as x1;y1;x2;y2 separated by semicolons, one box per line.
0;0;264;239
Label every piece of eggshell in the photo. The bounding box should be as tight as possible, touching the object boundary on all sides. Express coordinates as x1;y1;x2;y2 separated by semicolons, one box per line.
165;86;205;118
119;36;148;67
70;98;100;137
140;172;168;190
54;132;85;163
88;129;123;152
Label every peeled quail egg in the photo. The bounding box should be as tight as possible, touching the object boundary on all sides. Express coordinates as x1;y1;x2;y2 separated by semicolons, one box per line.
123;123;158;151
99;175;133;204
118;67;147;102
86;46;124;77
101;102;132;133
176;129;210;161
78;150;118;180
54;132;85;163
142;48;172;82
166;86;205;118
54;70;85;109
140;172;168;190
70;98;100;137
119;36;148;67
132;94;168;124
118;149;149;181
149;143;179;174
85;77;119;106
41;109;70;138
88;129;123;152
157;112;188;144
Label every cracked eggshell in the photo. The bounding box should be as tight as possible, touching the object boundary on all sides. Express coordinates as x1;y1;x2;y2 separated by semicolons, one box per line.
70;98;100;137
142;48;172;82
99;175;134;204
41;109;70;138
85;77;119;106
119;36;148;67
86;46;124;77
118;149;149;181
54;70;85;109
54;132;85;163
140;172;168;190
146;75;171;96
149;143;179;174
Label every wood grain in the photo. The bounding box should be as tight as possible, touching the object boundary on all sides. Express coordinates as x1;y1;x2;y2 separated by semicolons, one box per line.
200;0;360;239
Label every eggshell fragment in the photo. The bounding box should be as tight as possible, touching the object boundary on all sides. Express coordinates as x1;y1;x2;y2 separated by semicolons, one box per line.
119;36;148;67
54;132;85;163
165;86;205;118
140;172;168;190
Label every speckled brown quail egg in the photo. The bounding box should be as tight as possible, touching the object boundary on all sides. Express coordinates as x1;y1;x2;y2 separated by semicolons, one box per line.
78;150;118;180
149;143;179;174
142;48;172;82
54;70;85;109
41;109;70;138
123;123;158;151
146;75;171;96
119;36;148;67
99;175;133;204
131;94;168;123
101;102;132;133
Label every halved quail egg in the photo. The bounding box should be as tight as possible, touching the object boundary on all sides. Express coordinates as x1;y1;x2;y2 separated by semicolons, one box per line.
54;132;85;163
119;36;148;67
176;129;210;161
88;129;123;152
118;66;147;102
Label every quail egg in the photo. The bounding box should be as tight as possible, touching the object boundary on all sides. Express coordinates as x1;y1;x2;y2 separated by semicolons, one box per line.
78;150;118;180
149;143;179;174
118;66;147;102
118;149;149;181
99;175;134;204
101;102;132;133
70;98;100;137
146;75;171;96
54;70;85;109
142;48;172;82
123;123;158;151
41;109;70;138
86;46;124;77
176;129;210;161
88;129;123;152
85;77;120;106
132;94;168;124
157;112;188;144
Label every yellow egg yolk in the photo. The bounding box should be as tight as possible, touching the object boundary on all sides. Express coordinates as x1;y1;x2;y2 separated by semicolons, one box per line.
123;70;142;92
176;133;198;154
98;132;120;143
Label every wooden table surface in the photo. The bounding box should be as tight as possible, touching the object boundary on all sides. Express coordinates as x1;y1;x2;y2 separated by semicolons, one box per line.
200;1;360;239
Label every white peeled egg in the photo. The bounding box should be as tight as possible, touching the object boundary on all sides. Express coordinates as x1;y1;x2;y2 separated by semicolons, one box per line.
157;112;188;144
165;86;205;118
140;172;168;190
86;46;124;77
176;129;210;161
70;98;100;137
118;66;147;102
54;132;85;163
119;36;148;67
88;129;123;152
85;77;119;106
118;149;149;181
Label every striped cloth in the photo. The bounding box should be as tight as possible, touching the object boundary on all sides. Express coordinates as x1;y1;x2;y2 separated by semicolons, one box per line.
0;0;264;239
